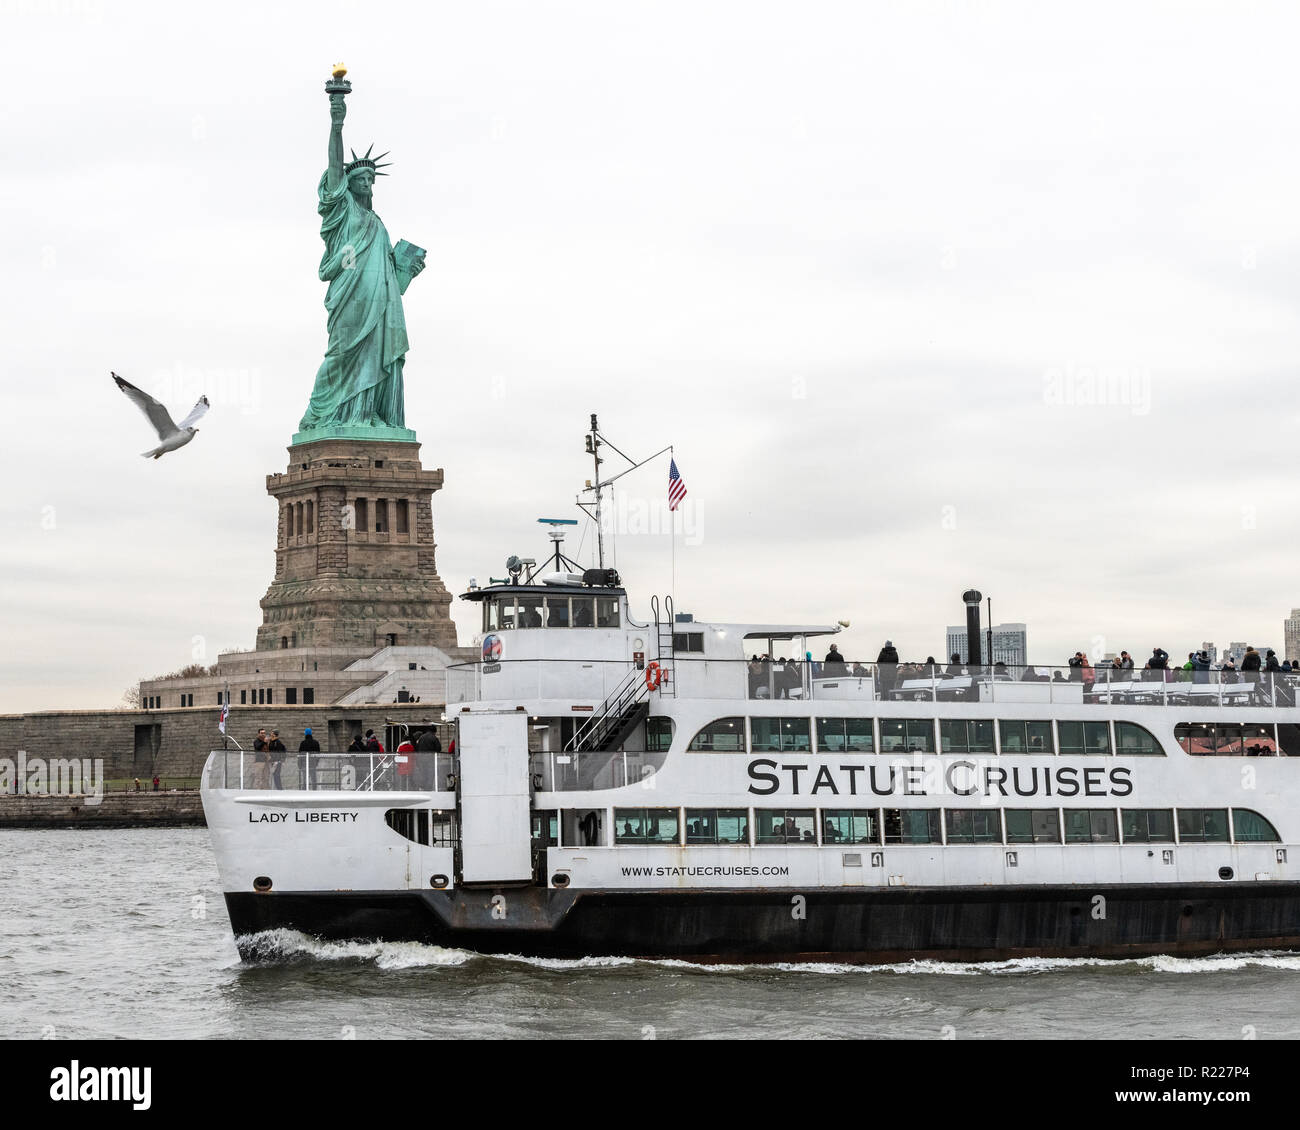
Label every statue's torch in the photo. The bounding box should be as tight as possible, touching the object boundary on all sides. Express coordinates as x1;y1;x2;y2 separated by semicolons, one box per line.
325;63;352;97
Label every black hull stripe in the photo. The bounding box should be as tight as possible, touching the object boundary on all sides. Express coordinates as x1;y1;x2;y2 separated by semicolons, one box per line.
225;883;1300;963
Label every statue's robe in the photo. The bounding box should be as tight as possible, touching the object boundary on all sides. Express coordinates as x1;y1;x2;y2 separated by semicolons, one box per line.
299;171;408;431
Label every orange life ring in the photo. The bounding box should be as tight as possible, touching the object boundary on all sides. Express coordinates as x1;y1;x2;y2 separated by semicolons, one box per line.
645;661;662;691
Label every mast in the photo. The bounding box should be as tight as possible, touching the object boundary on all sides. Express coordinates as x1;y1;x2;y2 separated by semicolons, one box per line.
585;413;604;569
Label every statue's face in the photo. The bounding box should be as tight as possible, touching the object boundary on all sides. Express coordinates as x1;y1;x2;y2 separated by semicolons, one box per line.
348;169;374;204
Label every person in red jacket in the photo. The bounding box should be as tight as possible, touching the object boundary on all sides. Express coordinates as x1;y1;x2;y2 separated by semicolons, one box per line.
395;734;415;791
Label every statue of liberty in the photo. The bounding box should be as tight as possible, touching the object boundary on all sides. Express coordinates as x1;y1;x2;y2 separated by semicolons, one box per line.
297;67;425;440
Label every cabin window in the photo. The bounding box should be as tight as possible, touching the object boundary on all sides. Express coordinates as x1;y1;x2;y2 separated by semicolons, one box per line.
879;719;935;754
1277;724;1300;757
1121;809;1174;842
1114;722;1164;756
755;809;816;844
614;807;680;845
497;596;517;631
883;809;942;845
1177;809;1229;843
998;720;1054;754
1057;721;1111;756
516;595;543;628
1064;809;1118;843
571;598;595;628
1005;809;1062;844
1175;723;1277;756
1231;809;1281;842
821;809;880;845
673;632;705;652
384;809;457;847
685;809;749;844
545;596;570;628
816;717;874;753
944;809;1001;844
750;717;811;753
645;716;674;752
688;717;745;752
940;719;995;755
596;597;620;628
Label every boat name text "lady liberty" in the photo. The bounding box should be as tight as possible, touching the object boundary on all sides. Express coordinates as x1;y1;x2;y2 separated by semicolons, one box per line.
746;759;1133;798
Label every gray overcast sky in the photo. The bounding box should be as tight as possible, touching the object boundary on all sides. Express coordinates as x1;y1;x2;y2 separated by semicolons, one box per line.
4;0;1300;711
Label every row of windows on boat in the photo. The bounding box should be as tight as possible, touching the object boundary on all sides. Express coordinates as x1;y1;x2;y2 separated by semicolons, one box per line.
666;716;1300;757
383;806;1281;850
542;806;1279;847
483;595;622;631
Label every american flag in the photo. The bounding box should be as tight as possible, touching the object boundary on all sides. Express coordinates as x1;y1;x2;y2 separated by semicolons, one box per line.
668;458;688;511
219;700;229;735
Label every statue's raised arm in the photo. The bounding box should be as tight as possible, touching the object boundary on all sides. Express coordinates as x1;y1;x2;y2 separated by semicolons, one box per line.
326;94;346;192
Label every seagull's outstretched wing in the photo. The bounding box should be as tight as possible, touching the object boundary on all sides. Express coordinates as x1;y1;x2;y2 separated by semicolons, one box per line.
177;396;210;430
113;372;177;439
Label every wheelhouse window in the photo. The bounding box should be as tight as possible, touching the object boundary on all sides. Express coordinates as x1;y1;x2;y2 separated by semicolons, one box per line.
755;809;816;844
646;716;674;752
571;598;595;627
1231;809;1281;842
1114;722;1163;756
1058;721;1111;756
944;809;1001;844
674;631;705;652
883;809;942;844
879;719;935;754
821;809;880;845
685;809;749;844
750;717;811;753
1005;809;1062;844
998;720;1054;754
545;596;570;628
516;594;543;628
596;597;620;628
940;719;995;755
1122;809;1174;843
1177;809;1229;843
688;717;744;752
816;717;874;753
1064;809;1118;843
615;808;680;845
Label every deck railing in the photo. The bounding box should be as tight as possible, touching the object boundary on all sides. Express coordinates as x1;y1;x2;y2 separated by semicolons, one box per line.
203;750;455;792
445;658;1300;709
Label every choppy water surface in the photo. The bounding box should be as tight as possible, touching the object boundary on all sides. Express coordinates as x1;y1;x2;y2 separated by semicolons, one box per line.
3;828;1299;1040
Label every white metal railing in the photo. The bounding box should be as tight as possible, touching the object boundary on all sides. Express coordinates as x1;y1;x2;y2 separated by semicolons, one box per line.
204;750;455;792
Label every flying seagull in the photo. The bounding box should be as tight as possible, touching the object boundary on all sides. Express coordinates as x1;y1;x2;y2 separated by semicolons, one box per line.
111;372;209;459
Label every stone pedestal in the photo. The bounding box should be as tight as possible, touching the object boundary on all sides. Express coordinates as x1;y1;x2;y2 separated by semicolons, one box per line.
256;437;458;652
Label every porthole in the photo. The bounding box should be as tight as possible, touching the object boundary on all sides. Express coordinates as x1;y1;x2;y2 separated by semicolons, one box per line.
253;876;273;893
430;874;448;889
552;872;570;888
1218;866;1234;881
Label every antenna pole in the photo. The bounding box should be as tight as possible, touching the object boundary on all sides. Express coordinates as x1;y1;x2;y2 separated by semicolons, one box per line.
588;413;604;569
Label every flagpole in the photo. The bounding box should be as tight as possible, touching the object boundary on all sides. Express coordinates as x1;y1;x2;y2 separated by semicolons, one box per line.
670;445;676;610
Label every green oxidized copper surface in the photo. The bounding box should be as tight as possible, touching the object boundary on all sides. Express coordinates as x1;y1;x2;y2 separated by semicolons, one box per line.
295;73;424;445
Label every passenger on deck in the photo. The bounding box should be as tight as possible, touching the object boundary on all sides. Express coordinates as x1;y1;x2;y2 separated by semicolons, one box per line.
993;660;1009;679
1241;646;1262;683
824;643;847;670
784;659;803;699
1192;651;1211;684
1147;647;1169;681
1068;653;1084;681
851;662;869;677
946;653;964;677
1221;658;1238;683
876;641;900;695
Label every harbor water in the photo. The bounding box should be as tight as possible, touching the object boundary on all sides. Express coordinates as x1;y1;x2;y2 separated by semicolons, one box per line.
4;827;1300;1041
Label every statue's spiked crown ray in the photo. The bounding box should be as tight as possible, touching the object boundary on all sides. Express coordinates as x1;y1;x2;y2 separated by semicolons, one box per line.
346;144;391;177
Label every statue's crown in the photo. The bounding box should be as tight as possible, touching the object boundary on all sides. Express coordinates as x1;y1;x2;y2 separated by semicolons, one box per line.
345;144;391;177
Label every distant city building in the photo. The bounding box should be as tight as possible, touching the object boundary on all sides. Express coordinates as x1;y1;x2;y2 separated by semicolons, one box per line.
945;623;1027;667
1225;642;1248;667
1286;611;1300;663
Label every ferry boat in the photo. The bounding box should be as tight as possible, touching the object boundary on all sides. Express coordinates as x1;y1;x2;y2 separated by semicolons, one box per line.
201;465;1300;965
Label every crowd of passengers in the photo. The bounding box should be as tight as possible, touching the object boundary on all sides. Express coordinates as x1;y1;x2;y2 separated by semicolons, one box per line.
748;641;1299;700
